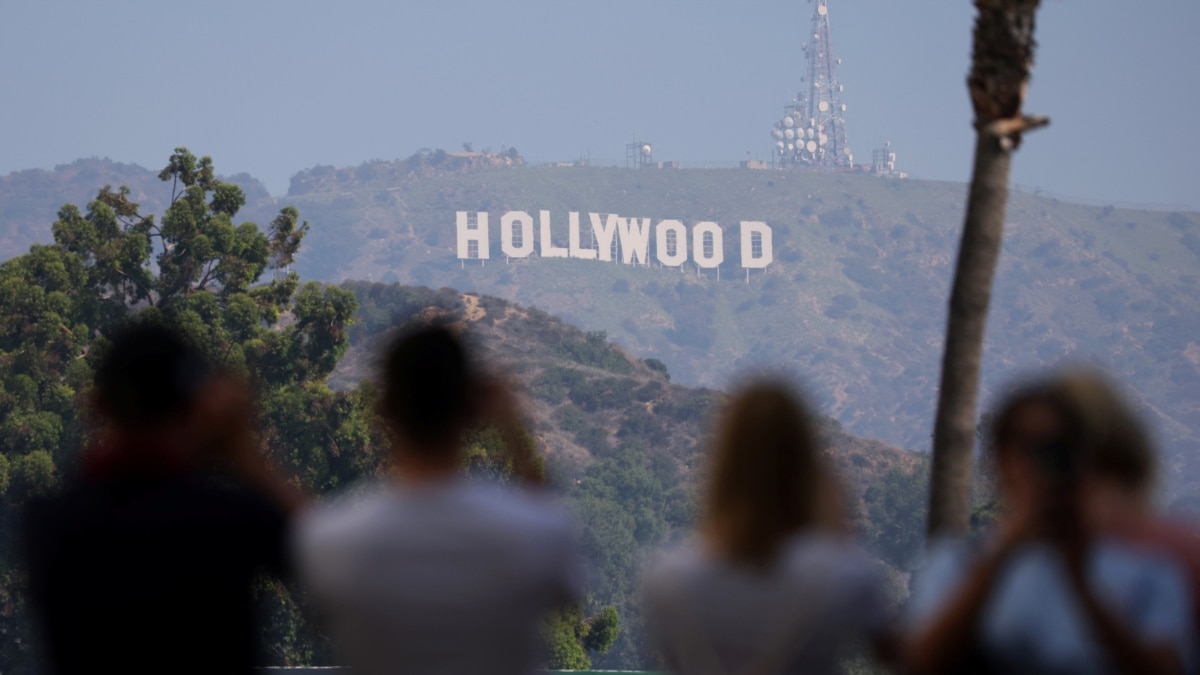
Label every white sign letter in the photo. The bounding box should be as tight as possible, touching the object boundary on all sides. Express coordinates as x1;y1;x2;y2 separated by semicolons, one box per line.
500;211;534;258
456;211;489;259
656;219;688;267
589;213;620;262
617;217;651;264
740;221;773;269
539;210;568;258
568;212;597;260
692;221;724;269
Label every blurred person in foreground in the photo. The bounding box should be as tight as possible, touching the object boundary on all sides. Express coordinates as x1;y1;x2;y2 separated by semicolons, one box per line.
1056;369;1200;655
21;323;302;675
904;380;1194;675
642;380;895;675
294;324;581;675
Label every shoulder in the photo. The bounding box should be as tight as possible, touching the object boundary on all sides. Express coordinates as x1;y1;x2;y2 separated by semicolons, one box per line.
647;539;707;579
645;539;709;586
460;482;576;536
295;484;392;552
1093;538;1193;591
904;537;976;625
191;473;287;520
292;484;397;585
642;540;709;608
782;534;891;610
782;532;872;566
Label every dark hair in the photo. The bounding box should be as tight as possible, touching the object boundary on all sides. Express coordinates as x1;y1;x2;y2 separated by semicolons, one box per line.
1052;370;1155;495
94;323;212;427
705;381;826;568
380;325;476;449
990;382;1086;480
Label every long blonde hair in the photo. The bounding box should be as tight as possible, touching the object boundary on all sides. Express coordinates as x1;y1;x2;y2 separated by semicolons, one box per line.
704;381;833;568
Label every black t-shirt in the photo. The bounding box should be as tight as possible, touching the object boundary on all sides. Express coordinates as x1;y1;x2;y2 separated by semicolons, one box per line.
21;471;290;674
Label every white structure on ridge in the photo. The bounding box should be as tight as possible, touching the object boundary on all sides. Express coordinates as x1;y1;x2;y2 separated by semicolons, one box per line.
770;0;853;170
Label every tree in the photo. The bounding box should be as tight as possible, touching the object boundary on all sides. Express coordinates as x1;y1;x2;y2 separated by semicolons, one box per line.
863;461;930;571
542;604;622;670
0;148;366;672
927;0;1049;536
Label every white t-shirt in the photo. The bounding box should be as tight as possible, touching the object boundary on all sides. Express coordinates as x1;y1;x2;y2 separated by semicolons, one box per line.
906;538;1195;674
642;534;891;675
294;479;583;675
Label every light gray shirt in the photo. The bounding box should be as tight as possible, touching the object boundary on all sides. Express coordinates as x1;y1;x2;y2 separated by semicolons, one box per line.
906;538;1195;674
294;479;583;675
643;534;891;675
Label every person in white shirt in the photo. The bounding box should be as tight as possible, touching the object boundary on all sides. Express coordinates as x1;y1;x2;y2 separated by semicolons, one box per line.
903;380;1194;675
294;325;582;675
642;381;895;675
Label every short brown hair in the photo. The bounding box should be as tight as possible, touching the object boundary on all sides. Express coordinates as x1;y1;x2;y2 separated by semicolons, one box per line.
704;381;827;568
1052;369;1155;495
989;381;1085;477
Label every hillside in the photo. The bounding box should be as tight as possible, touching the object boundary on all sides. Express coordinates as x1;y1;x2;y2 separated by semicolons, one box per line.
0;158;270;257
3;156;1197;494
275;161;1200;494
336;281;916;494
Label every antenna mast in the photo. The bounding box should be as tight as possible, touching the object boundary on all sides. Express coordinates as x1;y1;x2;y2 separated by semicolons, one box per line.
771;0;853;170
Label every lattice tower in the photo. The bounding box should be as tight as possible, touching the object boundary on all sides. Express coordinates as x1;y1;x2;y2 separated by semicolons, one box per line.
770;0;853;170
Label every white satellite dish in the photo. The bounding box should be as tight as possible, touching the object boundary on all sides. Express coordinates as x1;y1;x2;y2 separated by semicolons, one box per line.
806;140;817;153
783;116;795;128
787;143;795;151
817;4;828;16
806;127;815;139
641;144;652;156
818;101;829;112
784;128;795;140
818;132;828;145
776;141;785;150
840;104;847;112
772;129;784;140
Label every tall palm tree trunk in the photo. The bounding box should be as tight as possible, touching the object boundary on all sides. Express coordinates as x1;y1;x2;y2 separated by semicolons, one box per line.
927;0;1048;536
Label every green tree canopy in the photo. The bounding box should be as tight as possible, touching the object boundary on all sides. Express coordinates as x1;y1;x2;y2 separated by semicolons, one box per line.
0;148;368;673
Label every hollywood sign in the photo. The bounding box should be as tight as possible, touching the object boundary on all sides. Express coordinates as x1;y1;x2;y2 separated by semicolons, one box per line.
455;211;774;269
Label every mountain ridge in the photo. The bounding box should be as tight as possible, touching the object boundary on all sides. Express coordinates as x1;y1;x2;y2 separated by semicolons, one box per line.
3;155;1197;494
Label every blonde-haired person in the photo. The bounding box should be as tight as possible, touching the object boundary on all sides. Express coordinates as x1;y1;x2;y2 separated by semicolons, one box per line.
642;381;894;675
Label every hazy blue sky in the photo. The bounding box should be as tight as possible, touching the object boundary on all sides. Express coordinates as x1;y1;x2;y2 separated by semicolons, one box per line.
2;1;1197;208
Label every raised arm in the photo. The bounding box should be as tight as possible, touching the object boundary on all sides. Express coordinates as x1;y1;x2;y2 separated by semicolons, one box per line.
904;501;1045;675
194;374;308;514
1060;540;1184;675
904;542;1014;675
476;376;546;487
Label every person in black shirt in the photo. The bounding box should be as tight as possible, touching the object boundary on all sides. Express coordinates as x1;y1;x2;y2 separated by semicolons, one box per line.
21;324;302;674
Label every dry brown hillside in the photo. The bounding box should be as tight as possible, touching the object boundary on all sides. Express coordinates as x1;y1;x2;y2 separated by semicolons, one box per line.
334;281;919;497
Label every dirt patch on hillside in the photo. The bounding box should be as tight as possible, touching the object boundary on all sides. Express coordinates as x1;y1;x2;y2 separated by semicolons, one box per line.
462;294;486;321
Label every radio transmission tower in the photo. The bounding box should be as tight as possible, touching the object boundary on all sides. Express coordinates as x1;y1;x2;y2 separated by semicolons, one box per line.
770;0;853;170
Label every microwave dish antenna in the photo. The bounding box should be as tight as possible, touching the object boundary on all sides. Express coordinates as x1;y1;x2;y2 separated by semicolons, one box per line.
767;0;852;170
